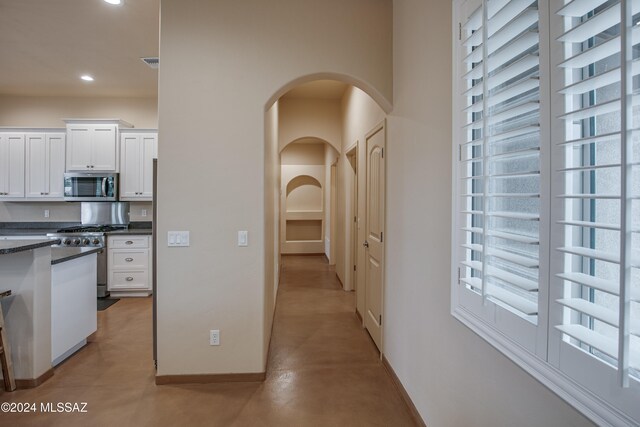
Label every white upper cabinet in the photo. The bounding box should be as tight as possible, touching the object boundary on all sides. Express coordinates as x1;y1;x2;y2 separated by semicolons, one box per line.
25;132;66;199
119;131;157;201
65;119;132;172
0;133;25;199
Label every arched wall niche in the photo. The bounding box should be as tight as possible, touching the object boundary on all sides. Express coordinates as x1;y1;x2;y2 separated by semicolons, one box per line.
286;175;322;197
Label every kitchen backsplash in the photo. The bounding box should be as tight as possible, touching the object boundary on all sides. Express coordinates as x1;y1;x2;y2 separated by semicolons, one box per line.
0;201;152;222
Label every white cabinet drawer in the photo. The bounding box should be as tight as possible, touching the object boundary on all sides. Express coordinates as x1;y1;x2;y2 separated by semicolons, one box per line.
110;250;149;269
109;271;149;290
108;235;149;249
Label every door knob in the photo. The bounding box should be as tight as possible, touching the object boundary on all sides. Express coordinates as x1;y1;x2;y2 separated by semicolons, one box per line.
363;241;369;248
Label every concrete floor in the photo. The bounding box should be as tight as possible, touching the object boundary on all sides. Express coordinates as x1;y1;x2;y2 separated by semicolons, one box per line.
1;255;416;426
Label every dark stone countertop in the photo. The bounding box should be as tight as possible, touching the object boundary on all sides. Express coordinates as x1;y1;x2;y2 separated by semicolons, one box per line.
0;222;153;236
0;229;59;236
51;247;102;265
0;239;61;255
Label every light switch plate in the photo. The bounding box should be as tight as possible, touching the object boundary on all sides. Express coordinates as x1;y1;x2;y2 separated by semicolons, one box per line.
168;231;190;247
238;230;248;247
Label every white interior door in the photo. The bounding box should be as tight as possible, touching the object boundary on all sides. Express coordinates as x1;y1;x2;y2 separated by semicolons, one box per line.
364;121;385;351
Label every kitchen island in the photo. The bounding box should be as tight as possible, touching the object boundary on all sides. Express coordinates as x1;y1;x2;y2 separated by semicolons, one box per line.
0;240;99;388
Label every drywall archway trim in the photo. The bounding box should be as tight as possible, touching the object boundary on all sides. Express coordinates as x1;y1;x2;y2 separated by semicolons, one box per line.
280;136;340;154
265;72;392;114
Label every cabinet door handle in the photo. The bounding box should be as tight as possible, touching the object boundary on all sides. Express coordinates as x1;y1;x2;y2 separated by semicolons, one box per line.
125;240;134;245
125;257;134;262
126;277;134;281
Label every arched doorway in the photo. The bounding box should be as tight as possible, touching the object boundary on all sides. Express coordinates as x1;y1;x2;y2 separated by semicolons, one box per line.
264;77;388;351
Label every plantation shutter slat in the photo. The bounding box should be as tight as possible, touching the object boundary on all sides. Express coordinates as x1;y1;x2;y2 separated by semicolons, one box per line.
490;286;538;315
487;267;538;291
557;2;621;43
487;54;539;89
556;0;608;18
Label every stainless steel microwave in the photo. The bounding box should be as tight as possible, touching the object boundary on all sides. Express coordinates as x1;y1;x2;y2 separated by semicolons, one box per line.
63;173;118;201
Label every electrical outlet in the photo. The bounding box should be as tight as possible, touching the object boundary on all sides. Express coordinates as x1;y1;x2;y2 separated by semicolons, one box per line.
44;209;50;218
141;209;147;217
209;329;220;346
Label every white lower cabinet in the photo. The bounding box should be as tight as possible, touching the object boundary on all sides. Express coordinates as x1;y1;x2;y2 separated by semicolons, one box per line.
107;235;152;297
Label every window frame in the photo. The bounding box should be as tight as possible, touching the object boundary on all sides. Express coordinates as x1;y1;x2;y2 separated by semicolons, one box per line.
451;1;640;426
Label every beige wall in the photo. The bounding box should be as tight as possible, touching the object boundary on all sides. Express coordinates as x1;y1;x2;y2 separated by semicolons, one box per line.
383;1;592;426
337;86;385;295
0;202;80;222
280;141;325;165
156;0;392;376
0;201;152;223
0;95;158;128
286;179;322;211
278;98;342;152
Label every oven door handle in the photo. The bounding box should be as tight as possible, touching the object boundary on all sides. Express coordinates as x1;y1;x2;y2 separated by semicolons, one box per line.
101;177;108;197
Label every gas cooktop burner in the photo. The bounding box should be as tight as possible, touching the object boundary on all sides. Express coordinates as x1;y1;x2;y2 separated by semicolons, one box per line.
56;225;125;233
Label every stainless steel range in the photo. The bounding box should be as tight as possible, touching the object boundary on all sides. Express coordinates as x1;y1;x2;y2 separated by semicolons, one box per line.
48;202;130;298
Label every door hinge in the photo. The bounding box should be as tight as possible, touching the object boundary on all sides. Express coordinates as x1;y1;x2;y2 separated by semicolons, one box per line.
459;22;462;41
457;267;461;284
381;147;384;158
354;265;357;272
354;216;357;223
379;314;382;326
380;231;384;243
459;145;462;161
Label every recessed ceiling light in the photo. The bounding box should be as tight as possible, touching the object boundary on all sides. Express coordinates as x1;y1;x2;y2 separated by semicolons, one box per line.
80;75;94;82
104;0;122;5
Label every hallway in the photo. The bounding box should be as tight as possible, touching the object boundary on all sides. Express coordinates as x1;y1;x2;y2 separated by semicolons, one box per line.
1;255;415;426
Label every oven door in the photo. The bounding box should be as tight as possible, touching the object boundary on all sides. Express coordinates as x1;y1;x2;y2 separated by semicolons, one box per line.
64;173;118;201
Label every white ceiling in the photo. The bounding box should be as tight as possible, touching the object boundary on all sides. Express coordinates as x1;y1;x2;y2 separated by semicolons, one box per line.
0;0;159;97
282;80;348;100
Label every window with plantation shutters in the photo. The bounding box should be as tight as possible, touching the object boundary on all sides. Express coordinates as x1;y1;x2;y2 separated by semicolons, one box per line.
548;0;640;418
454;0;547;354
453;0;640;424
